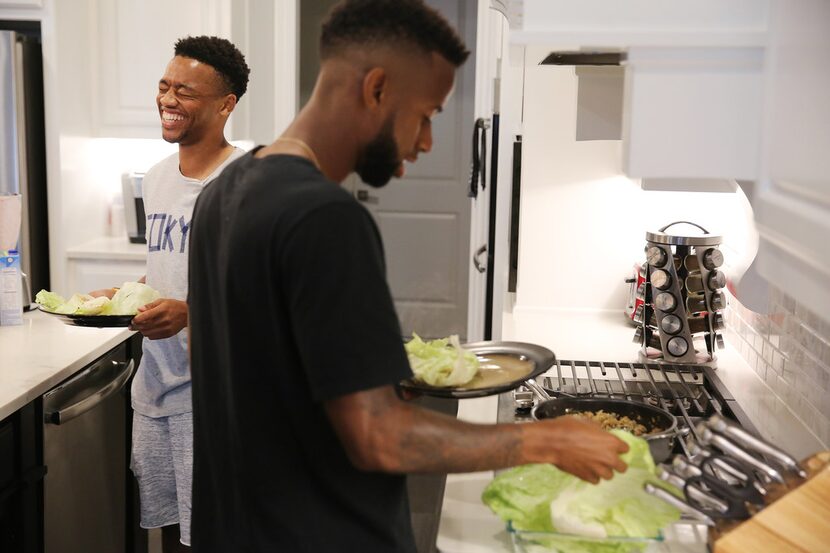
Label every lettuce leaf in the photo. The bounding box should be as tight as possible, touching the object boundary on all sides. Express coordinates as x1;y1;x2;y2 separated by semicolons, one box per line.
75;296;111;315
35;282;160;316
482;430;682;553
405;333;480;387
34;290;65;311
107;282;160;315
54;293;94;314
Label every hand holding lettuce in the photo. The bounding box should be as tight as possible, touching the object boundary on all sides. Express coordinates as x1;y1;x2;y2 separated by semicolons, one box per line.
36;282;161;316
482;430;682;553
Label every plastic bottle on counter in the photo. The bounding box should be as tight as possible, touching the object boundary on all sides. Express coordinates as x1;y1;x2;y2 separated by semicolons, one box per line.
0;250;24;326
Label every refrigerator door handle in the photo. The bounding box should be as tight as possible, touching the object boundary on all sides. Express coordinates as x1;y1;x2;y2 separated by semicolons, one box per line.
44;359;135;425
507;136;522;293
469;118;490;198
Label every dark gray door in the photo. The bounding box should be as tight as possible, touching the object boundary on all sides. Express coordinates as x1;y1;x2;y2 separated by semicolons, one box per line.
350;0;476;340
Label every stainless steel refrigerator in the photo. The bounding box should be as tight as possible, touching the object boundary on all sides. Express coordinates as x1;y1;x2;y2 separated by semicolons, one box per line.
0;27;49;304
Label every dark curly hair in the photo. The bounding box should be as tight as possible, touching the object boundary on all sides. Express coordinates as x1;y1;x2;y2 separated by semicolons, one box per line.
320;0;469;67
174;36;250;100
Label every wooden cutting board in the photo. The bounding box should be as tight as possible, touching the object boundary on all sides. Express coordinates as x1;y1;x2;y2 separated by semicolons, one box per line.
714;452;830;553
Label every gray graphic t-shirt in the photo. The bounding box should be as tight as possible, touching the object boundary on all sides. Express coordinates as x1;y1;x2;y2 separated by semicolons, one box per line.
132;147;245;417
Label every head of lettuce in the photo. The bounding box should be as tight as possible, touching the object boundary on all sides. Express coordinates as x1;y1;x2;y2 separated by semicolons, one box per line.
36;282;160;316
481;430;681;553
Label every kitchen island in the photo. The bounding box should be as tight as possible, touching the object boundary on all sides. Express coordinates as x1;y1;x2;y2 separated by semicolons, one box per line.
0;310;135;420
436;309;825;553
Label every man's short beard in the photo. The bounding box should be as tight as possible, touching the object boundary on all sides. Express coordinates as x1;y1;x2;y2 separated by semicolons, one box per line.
355;114;400;188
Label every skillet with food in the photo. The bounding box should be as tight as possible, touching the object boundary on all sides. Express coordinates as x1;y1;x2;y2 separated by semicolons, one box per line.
525;381;681;463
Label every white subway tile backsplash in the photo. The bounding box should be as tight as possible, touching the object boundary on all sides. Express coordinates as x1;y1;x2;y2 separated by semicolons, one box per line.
772;349;785;375
727;286;830;448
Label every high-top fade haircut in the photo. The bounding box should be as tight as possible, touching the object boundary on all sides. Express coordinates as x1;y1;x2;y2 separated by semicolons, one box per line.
320;0;470;67
174;36;250;100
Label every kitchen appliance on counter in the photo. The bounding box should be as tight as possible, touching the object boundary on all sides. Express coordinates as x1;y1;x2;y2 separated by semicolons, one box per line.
633;222;727;367
121;172;146;244
0;27;49;306
42;341;138;553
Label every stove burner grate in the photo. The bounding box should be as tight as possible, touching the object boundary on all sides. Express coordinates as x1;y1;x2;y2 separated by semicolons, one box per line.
504;359;755;457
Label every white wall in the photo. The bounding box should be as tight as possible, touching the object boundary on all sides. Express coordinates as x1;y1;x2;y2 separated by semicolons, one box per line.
514;45;756;315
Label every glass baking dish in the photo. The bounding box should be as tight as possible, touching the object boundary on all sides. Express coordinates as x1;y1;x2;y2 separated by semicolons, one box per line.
507;522;670;553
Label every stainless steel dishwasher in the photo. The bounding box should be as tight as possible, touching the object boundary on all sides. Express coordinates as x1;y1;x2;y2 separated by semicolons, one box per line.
42;344;135;553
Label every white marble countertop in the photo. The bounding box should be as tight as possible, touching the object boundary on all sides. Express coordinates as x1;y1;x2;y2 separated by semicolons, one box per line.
0;310;135;420
66;236;147;262
436;308;824;553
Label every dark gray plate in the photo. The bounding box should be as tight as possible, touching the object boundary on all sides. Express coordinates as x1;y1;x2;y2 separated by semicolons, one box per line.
37;305;134;328
399;341;556;399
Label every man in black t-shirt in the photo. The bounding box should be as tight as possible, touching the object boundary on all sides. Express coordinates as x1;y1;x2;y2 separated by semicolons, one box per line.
188;2;630;552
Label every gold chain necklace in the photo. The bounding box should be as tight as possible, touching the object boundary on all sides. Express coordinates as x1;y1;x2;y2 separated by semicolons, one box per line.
274;137;321;171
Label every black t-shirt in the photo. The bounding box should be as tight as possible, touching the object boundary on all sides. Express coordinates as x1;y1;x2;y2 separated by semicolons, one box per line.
188;151;416;553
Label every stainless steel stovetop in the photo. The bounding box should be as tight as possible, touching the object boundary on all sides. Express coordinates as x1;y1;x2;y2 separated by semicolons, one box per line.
497;359;756;457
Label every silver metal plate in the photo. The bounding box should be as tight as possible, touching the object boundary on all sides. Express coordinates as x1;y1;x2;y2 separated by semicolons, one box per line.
399;341;556;399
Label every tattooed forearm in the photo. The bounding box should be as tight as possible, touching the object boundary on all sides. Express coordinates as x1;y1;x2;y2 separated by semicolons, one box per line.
326;385;629;481
394;404;524;473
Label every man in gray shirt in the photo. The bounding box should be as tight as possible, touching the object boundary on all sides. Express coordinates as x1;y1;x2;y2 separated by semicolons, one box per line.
93;36;249;552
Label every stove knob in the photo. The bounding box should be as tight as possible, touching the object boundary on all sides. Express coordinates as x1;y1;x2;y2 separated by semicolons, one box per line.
716;334;725;349
650;269;672;290
667;336;689;357
708;270;726;290
654;292;677;312
646;246;667;267
703;248;724;270
712;312;725;331
660;314;683;335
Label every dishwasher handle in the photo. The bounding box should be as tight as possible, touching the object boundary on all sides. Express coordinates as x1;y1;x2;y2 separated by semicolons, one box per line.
44;359;135;425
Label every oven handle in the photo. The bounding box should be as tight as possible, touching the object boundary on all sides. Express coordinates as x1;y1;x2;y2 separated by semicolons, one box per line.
44;359;135;425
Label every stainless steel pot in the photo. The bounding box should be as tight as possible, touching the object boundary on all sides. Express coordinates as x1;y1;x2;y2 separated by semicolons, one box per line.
525;379;680;463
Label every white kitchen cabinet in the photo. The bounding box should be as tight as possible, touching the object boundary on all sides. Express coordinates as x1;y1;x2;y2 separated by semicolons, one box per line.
65;237;146;294
0;0;41;8
621;46;764;181
88;0;297;143
511;0;767;47
90;0;232;138
754;0;830;324
504;0;769;186
66;258;146;295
